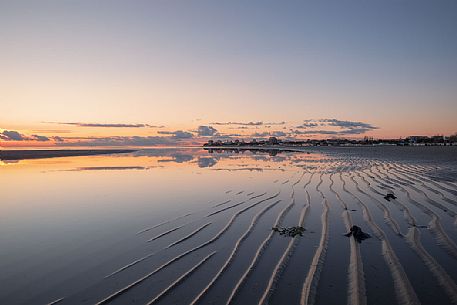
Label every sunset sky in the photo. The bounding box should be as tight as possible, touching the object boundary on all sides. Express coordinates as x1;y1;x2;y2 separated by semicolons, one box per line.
1;1;456;148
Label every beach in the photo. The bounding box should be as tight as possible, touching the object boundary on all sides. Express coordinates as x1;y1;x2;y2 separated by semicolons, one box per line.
0;147;456;305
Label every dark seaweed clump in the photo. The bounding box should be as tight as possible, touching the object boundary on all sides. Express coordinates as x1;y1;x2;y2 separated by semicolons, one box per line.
272;226;305;237
344;225;371;243
384;193;397;201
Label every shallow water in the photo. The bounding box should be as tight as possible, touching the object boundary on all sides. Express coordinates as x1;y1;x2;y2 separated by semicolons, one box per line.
1;146;457;305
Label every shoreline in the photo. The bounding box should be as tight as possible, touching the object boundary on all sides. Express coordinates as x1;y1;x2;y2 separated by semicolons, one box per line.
0;149;136;161
203;144;456;151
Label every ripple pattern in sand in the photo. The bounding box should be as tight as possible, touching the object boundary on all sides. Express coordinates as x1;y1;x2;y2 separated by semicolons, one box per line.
56;155;457;305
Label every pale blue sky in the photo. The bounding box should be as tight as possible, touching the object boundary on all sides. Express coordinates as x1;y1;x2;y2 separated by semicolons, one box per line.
1;0;456;138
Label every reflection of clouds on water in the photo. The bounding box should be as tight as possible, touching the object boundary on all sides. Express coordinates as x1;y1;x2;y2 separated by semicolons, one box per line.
251;156;269;161
212;168;264;172
131;149;188;158
131;149;199;164
38;147;339;171
202;148;338;172
173;154;194;163
211;167;286;172
129;148;324;169
197;157;217;168
5;146;457;304
45;165;166;172
1;159;20;164
158;154;194;163
74;166;148;171
270;156;287;162
23;148;340;174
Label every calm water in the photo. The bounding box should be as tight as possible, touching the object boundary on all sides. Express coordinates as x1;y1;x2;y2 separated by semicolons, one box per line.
1;147;457;305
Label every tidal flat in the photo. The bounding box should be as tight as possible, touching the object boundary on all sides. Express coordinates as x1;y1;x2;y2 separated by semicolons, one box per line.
1;146;456;305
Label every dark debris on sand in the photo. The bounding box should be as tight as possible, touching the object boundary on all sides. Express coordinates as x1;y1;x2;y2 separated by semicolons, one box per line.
383;193;397;201
272;226;305;237
345;225;371;243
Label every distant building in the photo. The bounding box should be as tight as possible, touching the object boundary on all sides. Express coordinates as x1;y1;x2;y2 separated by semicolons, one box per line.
203;133;456;148
431;135;445;143
407;136;429;144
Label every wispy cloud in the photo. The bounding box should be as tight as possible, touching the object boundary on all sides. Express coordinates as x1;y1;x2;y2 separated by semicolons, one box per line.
295;122;319;129
251;131;287;138
1;118;379;147
1;130;54;142
296;119;377;130
1;130;25;141
210;121;285;127
1;129;194;147
319;119;377;130
31;135;50;141
210;121;262;126
264;121;287;126
32;129;72;133
157;130;193;139
291;129;339;135
197;126;218;136
56;136;178;146
49;122;164;128
291;127;375;136
293;119;378;136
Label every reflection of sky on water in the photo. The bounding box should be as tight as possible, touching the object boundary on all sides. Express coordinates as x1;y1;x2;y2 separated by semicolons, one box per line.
197;157;217;168
1;147;456;304
1;148;323;304
0;148;330;171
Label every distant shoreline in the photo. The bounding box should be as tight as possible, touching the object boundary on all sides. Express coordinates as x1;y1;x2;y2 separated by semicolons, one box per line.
0;149;136;161
203;144;455;151
203;145;306;152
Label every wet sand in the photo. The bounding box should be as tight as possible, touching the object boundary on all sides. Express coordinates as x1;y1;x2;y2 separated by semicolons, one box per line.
1;147;456;305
